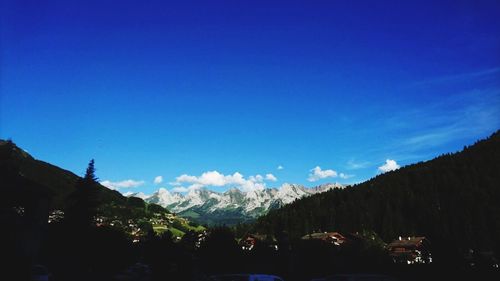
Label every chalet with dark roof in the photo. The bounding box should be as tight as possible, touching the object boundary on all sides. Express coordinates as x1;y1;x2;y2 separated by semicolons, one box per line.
387;236;432;264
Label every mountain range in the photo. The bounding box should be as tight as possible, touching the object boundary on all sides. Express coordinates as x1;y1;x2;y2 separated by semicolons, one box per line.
134;183;344;225
0;138;343;226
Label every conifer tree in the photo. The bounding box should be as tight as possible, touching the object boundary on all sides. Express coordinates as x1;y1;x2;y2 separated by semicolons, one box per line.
84;159;97;182
66;159;100;228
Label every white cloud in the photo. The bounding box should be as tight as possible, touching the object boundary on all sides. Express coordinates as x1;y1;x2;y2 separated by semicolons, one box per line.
265;173;277;182
171;186;189;193
172;170;267;192
176;171;241;186
308;166;338;182
249;174;264;183
100;179;145;190
378;159;400;173
154;176;163;184
277;165;284;170
176;174;199;183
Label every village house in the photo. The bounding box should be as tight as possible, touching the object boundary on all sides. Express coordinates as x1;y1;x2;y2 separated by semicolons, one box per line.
301;232;347;246
240;233;278;251
387;236;432;264
48;210;65;224
195;231;208;249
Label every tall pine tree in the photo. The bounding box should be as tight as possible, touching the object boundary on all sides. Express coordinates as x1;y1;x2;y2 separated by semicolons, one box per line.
66;159;100;228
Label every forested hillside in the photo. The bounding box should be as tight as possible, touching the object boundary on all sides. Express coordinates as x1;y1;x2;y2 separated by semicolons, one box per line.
0;139;125;209
254;131;500;260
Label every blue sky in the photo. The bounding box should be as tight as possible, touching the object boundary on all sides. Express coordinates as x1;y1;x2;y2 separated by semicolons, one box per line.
1;0;499;194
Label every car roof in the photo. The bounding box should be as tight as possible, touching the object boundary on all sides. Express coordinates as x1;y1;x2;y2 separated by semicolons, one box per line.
210;274;284;281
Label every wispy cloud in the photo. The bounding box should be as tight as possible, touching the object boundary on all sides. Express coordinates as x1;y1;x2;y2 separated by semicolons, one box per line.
346;159;370;170
400;89;500;150
386;68;500;157
413;67;500;86
360;88;500;164
277;165;284;170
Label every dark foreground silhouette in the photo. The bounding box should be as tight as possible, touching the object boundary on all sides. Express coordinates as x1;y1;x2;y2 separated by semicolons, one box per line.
2;221;500;281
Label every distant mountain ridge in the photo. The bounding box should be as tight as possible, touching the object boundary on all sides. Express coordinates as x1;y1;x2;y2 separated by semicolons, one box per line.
136;183;344;225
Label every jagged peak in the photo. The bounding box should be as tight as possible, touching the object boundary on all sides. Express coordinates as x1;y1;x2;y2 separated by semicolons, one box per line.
143;182;342;222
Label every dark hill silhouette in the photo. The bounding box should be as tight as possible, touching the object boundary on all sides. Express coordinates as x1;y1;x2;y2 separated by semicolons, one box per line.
253;130;500;263
0;139;177;233
0;139;126;209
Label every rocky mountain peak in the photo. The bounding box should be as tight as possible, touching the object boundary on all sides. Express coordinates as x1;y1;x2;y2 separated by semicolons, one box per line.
138;183;343;224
